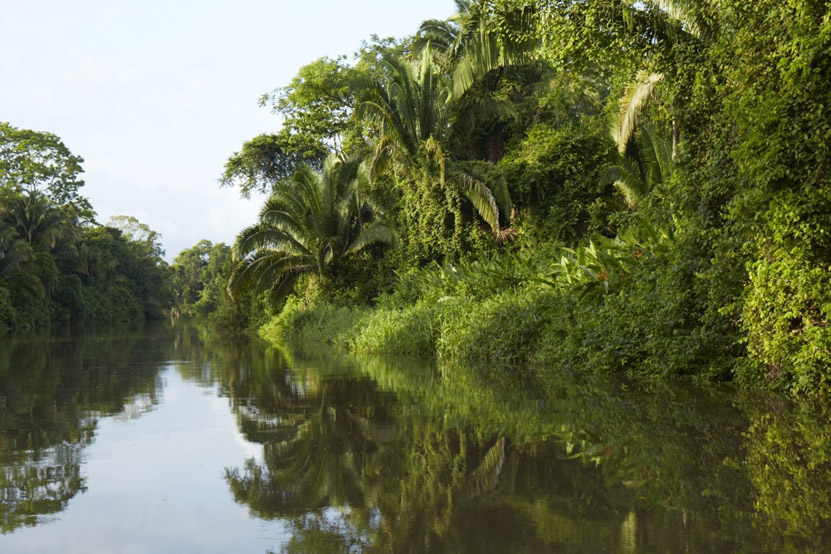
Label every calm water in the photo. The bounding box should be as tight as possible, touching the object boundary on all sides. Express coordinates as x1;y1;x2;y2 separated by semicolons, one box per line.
1;323;830;553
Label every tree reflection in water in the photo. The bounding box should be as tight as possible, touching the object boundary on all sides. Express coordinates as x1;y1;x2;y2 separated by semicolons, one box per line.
216;339;831;553
2;324;830;552
0;324;165;533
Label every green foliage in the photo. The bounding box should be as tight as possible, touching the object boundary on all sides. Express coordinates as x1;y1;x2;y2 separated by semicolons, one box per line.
221;133;322;199
600;125;674;208
500;121;614;243
171;240;265;335
261;56;367;158
738;188;831;395
208;0;831;395
535;250;735;380
353;301;444;356
359;45;516;261
107;215;165;259
260;295;367;349
544;218;675;300
0;121;92;220
437;285;556;365
230;155;394;304
0;124;173;329
76;225;172;323
387;251;544;305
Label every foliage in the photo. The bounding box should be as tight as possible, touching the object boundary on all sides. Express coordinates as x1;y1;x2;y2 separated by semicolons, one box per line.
353;301;444;356
436;285;556;365
221;133;323;199
359;47;514;261
107;215;165;259
600;125;673;208
0;122;92;220
206;0;831;395
0;152;172;329
499;121;614;243
738;188;831;395
259;295;367;349
230;155;394;304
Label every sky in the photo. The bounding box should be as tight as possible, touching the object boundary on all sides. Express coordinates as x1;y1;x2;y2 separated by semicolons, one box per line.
0;0;455;260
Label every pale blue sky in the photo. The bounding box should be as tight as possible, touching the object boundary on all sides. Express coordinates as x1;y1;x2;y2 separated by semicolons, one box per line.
0;0;454;259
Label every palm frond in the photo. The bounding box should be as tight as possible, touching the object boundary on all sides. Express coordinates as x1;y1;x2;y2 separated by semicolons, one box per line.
611;71;663;155
230;154;394;302
647;0;706;40
600;160;647;208
345;222;395;254
455;170;501;231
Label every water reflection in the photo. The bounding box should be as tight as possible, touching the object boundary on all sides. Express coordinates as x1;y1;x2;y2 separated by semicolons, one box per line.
0;324;164;533
217;340;831;553
1;323;830;552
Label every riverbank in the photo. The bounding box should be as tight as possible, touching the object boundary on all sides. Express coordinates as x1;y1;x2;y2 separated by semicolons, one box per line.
259;270;741;390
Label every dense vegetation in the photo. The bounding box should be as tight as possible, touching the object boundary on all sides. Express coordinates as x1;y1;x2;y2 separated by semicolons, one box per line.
0;123;172;329
187;0;831;396
9;1;831;397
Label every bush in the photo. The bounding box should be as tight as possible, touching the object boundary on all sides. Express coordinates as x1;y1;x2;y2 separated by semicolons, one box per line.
534;248;737;381
354;301;445;356
738;189;831;395
500;122;615;243
260;296;367;348
437;286;557;366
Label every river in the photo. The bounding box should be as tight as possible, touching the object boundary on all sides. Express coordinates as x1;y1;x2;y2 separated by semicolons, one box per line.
1;322;829;553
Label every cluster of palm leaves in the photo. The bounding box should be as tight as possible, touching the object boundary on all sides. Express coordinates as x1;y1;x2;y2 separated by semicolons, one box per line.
398;253;544;302
0;191;64;277
359;46;513;238
229;155;394;301
601;124;674;208
414;0;538;95
603;0;715;208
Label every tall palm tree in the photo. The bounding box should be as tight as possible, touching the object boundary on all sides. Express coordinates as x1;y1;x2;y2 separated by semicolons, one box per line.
413;0;539;99
360;47;512;243
229;155;394;300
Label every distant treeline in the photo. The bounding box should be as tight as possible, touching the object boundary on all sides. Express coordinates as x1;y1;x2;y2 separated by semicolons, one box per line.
0;123;172;329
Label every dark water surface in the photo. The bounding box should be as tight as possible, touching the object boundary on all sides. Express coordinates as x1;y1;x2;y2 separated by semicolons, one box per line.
1;323;830;553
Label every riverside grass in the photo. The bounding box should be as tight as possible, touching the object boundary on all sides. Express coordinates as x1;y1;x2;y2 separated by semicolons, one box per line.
259;250;734;384
259;284;566;368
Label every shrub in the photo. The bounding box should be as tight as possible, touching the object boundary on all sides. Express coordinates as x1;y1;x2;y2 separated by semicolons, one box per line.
437;286;557;366
260;296;367;348
353;301;444;356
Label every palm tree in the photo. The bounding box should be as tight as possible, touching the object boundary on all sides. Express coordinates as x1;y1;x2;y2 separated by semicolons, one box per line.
0;191;64;250
360;47;512;250
229;155;394;300
413;0;539;99
601;125;673;208
611;0;714;157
